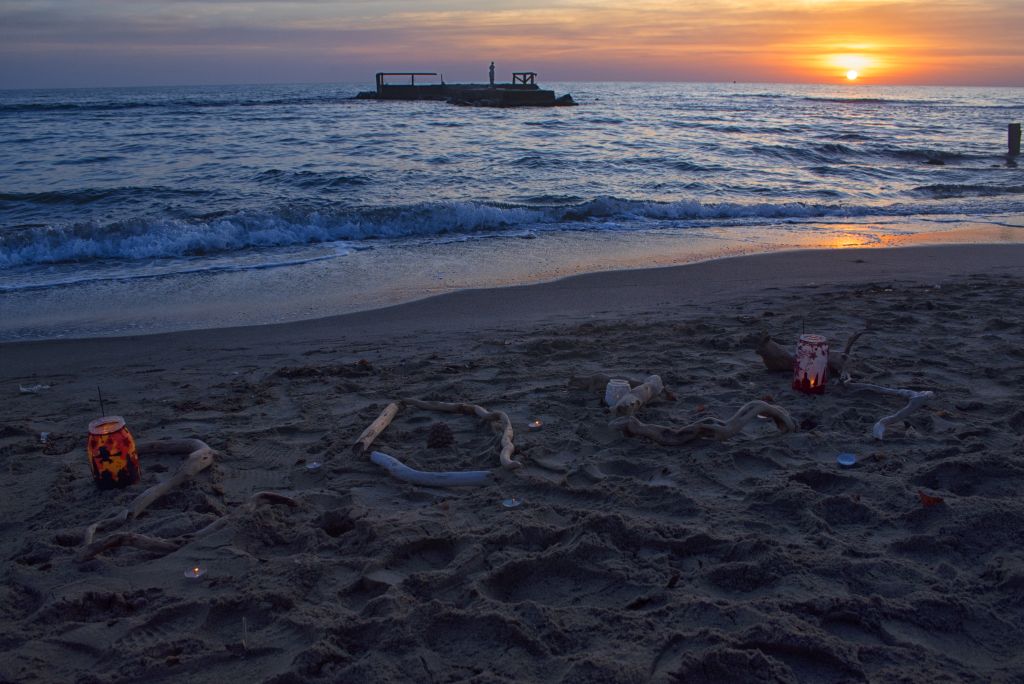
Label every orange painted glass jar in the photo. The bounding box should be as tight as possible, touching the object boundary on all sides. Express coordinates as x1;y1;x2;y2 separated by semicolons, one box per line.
87;416;141;489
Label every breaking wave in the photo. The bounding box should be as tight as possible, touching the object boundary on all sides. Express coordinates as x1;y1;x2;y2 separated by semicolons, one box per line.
1;195;1001;268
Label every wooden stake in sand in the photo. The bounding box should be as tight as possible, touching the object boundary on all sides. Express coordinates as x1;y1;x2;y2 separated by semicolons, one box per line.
611;400;797;446
352;402;401;456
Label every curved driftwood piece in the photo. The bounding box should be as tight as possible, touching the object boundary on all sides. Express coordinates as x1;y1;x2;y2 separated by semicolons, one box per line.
612;375;664;417
83;439;216;545
843;381;934;439
370;451;493;487
612;400;797;445
353;402;402;455
404;398;520;469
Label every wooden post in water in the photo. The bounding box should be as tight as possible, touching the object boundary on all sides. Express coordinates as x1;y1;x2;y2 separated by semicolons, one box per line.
1010;123;1022;157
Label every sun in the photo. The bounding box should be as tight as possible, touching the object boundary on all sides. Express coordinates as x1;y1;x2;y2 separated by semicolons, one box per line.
846;69;859;81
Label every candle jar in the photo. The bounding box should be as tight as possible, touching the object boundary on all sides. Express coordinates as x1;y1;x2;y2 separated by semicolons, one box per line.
792;334;829;394
87;416;141;489
604;379;631;407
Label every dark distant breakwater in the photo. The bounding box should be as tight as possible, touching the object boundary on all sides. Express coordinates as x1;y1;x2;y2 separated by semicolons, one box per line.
356;72;576;107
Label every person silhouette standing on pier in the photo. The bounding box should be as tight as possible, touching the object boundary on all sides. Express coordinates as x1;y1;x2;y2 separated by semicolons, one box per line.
489;62;495;86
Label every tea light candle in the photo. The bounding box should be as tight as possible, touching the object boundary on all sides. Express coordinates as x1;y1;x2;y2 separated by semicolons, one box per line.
502;497;523;508
305;461;323;472
184;565;206;579
527;419;543;431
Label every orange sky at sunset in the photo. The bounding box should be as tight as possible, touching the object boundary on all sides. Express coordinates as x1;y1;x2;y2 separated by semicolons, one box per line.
1;0;1021;88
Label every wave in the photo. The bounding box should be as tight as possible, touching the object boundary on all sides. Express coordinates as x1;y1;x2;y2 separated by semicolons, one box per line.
802;96;934;105
1;186;209;206
914;183;1024;199
0;196;949;268
0;94;358;114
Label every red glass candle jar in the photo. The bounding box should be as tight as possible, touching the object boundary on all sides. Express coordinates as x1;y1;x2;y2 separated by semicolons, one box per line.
792;334;829;394
87;416;141;489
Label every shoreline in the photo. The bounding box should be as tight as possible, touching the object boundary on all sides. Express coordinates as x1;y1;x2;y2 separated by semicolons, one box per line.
5;242;1024;371
2;219;1023;344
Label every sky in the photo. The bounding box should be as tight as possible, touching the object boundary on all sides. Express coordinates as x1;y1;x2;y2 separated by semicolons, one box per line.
1;0;1022;89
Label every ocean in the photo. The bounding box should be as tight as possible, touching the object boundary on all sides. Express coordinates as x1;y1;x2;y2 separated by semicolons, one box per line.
1;81;1022;340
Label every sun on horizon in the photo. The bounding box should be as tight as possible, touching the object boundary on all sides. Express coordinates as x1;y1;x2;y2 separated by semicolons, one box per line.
846;69;859;81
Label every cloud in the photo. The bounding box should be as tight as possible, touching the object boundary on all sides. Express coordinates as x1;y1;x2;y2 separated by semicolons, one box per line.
1;0;1021;87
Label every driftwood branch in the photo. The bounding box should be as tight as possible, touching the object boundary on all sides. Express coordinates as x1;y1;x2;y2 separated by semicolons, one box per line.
842;381;934;439
79;490;300;562
370;451;493;487
353;402;402;455
611;375;664;417
403;399;520;469
611;400;797;446
756;329;870;376
84;439;216;545
76;533;181;562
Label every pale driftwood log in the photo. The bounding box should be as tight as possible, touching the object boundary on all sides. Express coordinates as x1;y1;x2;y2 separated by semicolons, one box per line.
403;399;520;469
83;439;216;545
842;380;934;439
611;400;797;446
353;402;402;455
612;375;664;417
370;451;493;487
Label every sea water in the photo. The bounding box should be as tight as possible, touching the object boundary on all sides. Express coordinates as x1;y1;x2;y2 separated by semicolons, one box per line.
1;82;1022;339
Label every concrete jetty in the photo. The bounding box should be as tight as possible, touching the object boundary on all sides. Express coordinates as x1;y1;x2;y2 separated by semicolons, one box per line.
356;72;576;108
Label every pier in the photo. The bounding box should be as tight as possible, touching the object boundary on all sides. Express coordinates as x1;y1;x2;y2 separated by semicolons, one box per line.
356;71;576;107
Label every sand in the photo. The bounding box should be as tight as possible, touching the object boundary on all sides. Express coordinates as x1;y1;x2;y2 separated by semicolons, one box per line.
2;244;1024;683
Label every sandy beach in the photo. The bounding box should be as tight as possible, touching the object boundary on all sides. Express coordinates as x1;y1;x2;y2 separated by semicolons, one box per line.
3;243;1024;683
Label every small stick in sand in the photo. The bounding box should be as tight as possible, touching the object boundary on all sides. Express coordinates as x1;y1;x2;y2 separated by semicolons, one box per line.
611;400;797;445
352;402;402;455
